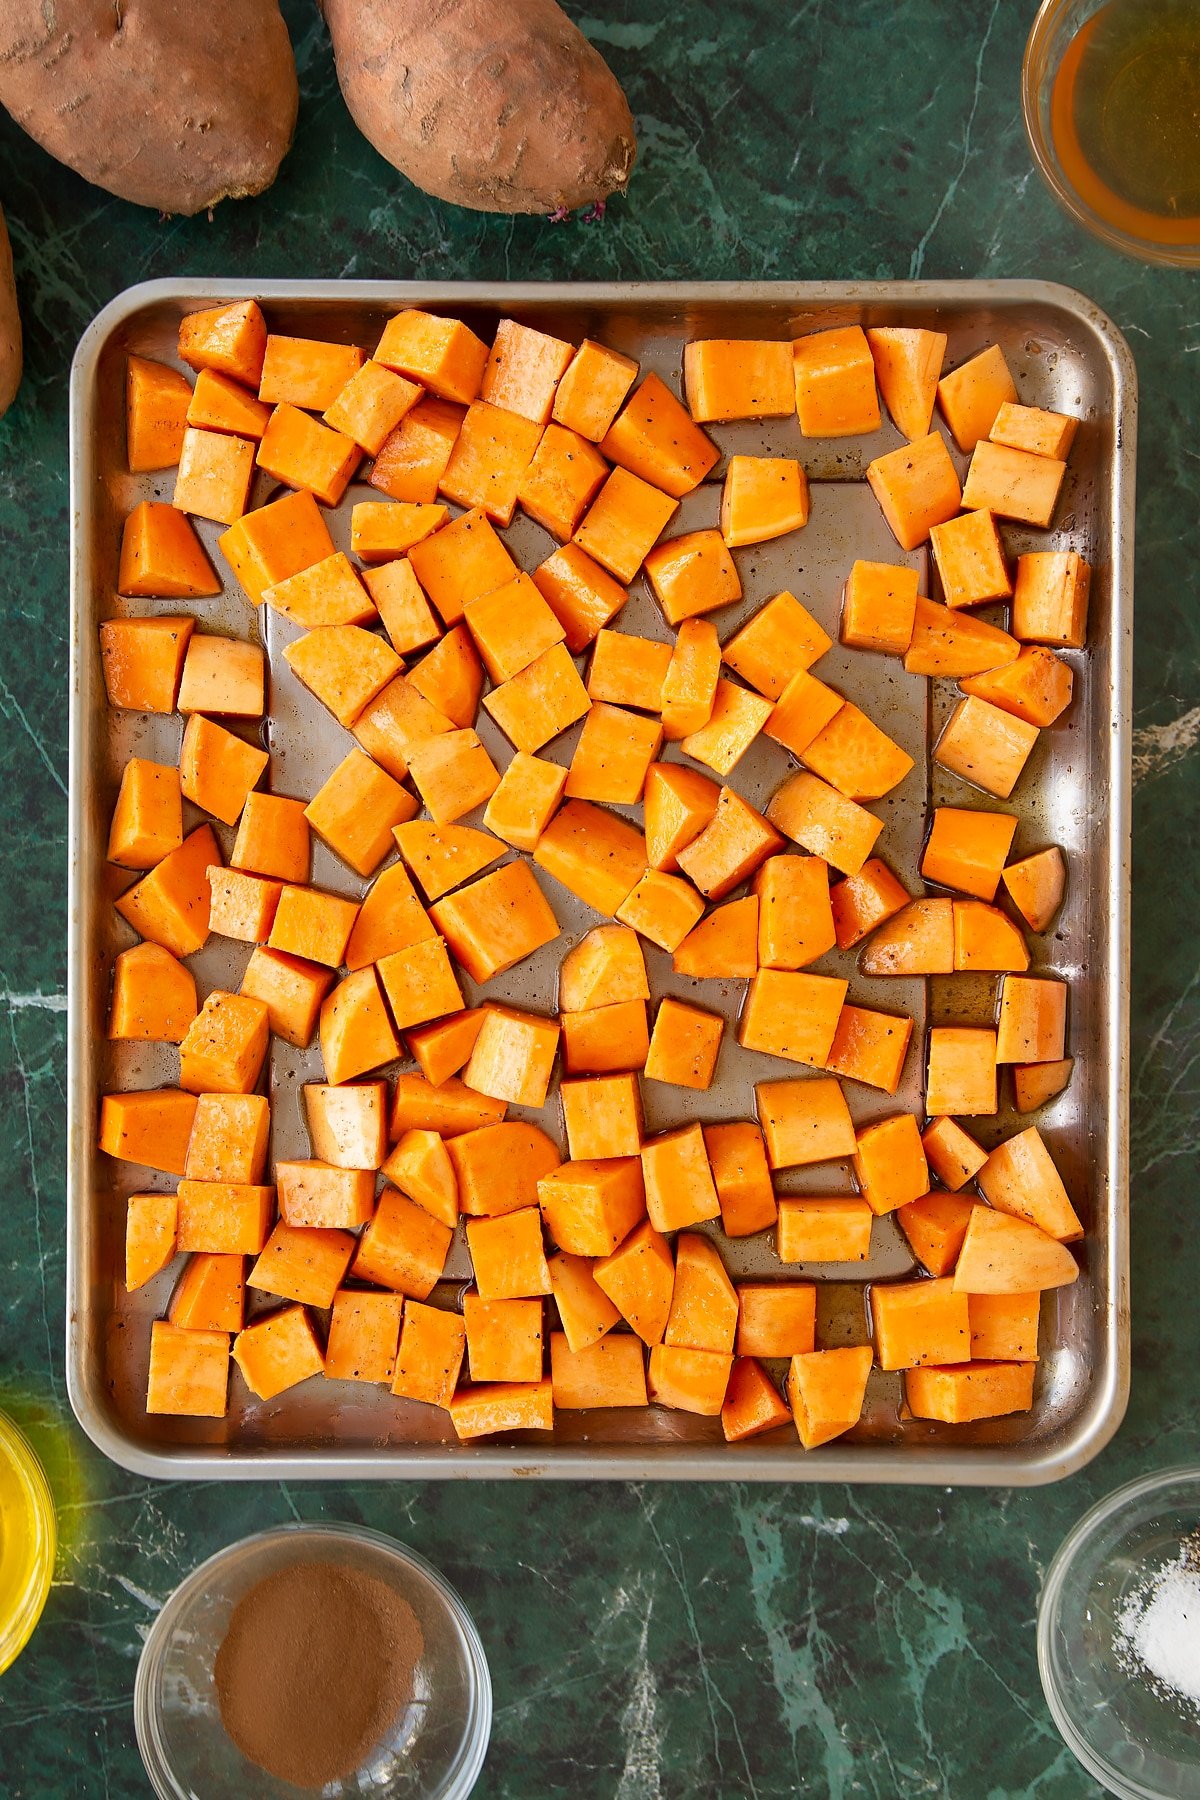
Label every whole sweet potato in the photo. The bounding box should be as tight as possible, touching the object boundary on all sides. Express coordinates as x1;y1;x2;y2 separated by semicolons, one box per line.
0;206;20;419
322;0;636;215
0;1;298;216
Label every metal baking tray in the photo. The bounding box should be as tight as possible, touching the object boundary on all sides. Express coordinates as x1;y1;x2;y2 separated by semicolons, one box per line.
67;281;1133;1483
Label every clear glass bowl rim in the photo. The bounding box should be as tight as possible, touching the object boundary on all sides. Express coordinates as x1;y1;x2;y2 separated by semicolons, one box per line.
1021;0;1200;268
1037;1463;1200;1800
134;1521;492;1800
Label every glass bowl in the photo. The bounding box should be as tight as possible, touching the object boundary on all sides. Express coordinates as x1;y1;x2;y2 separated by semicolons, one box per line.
1039;1466;1200;1798
1022;0;1200;267
135;1524;491;1800
0;1412;56;1674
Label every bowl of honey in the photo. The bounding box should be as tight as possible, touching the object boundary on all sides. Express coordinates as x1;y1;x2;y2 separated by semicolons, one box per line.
1023;0;1200;265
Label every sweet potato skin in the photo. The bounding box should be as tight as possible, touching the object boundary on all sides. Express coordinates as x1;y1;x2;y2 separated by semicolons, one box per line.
0;0;298;215
0;207;20;420
322;0;637;215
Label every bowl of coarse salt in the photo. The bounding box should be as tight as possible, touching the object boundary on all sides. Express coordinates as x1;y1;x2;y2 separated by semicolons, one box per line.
1039;1467;1200;1799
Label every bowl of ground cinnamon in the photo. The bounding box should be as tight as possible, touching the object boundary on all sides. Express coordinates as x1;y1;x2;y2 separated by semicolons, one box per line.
134;1524;491;1798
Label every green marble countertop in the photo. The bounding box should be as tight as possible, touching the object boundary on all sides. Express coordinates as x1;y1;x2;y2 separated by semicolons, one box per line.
0;1;1191;1792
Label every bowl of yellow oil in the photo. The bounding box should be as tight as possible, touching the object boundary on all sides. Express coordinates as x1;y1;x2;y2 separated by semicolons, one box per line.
0;1413;56;1673
1024;0;1200;264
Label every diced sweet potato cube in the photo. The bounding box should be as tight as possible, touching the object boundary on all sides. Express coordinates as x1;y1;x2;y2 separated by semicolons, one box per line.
363;561;442;660
534;798;647;915
866;432;962;551
483;753;567;852
125;1191;178;1291
825;1003;912;1094
802;703;914;801
853;1113;928;1216
937;345;1018;452
249;1222;356;1308
234;1305;325;1400
263;552;377;630
1012;550;1090;649
921;1117;988;1192
566;703;662;805
644;529;741;626
448;1379;553;1437
464;572;564;687
644;764;719;871
559;923;649;1011
720;456;809;548
481;318;574;424
304;749;416;878
1002;846;1067;934
371;397;464;502
962;440;1066;528
405;1009;486;1087
573;467;678;584
552;338;639;441
185;1092;269;1185
990;401;1078;460
764;667;842;759
739;969;847;1067
641;1123;721;1232
922;806;1017;901
1013;1057;1074;1113
187;366;272;439
178;300;267;387
484;642;592;754
703;1121;777;1238
663;1234;738;1354
551;1333;647;1408
684;339;794;421
735;1282;816;1358
560;1073;642;1160
99;615;194;713
305;1081;388;1171
723;591;831;700
548;1252;621;1352
268;884;359;967
324;1289;404;1384
107;758;182;870
283;624;401;728
172;426;254;525
857;897;954;976
903;595;1020;679
538;1158;646;1257
147;1319;229;1417
682;680;772;777
439;400;541;526
118;501;220;598
896;1191;975;1277
257;399;359;504
407;507;516;628
345;862;434;972
430;860;560;984
169;1253;245;1334
377;936;463;1031
786;1346;873;1448
323;360;421;455
177;989;269;1099
561;999;649;1076
996;975;1067;1066
935;695;1039;799
968;1291;1041;1361
177;635;264;719
240;947;333;1048
375;310;487;403
464;1293;543;1383
865;326;946;441
755;1077;855;1171
320;967;401;1085
448;1121;559;1216
601;372;719;497
465;1208;552;1303
952;901;1029;972
660;618;720;740
905;1360;1036;1423
616;869;705;954
351;1189;453;1297
108;942;197;1043
382;1128;459;1228
392;1300;467;1408
464;1006;560;1108
593;1220;674;1345
392;822;501;904
960;648;1074;731
929;508;1011;609
206;868;282;944
951;1206;1078;1294
391;1077;506;1142
648;1344;732;1415
218;489;336;605
830;858;910;950
776;1196;872;1263
534;544;629;654
926;1027;998;1116
721;1357;793;1441
127;355;192;470
765;772;882;878
353;501;446;566
840;560;919;655
176;1179;273;1254
792;325;880;436
517;423;609;540
872;1277;970;1370
180;716;268;829
677;786;783;899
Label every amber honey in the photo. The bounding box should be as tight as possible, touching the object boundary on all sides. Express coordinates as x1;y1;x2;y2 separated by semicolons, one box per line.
1050;0;1200;247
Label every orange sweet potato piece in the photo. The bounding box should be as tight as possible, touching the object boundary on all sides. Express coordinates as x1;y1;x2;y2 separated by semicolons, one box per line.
558;923;649;1011
1001;846;1067;933
903;595;1019;679
107;758;182;869
641;1123;721;1232
249;1222;357;1309
840;560;919;656
601;372;719;497
560;999;649;1076
448;1121;560;1217
407;507;517;627
644;763;720;870
178;301;267;388
517;423;609;540
960;647;1074;731
786;1346;873;1448
268;884;359;967
108;942;197;1043
116;824;222;964
560;1072;642;1160
533;543;629;653
351;1190;453;1297
483;642;592;754
922;806;1018;902
866;432;962;551
304;1081;389;1171
185;1093;270;1185
233;1306;325;1401
392;1300;467;1409
377;936;464;1031
125;1192;178;1291
534;799;647;915
934;696;1040;799
926;1026;998;1117
755;1076;855;1170
430;860;560;983
383;1128;459;1228
1011;551;1090;649
720;456;809;547
904;1360;1036;1423
405;1008;486;1086
929;508;1011;609
99;615;194;712
118;500;220;598
615;869;705;955
375;311;488;403
448;1380;553;1439
681;680;772;777
484;753;568;853
547;1251;622;1352
921;1116;988;1192
304;750;417;878
176;1179;273;1255
829;858;910;950
962;440;1065;527
739;969;847;1068
320;967;401;1084
262;552;377;630
218;488;336;606
463;1293;543;1383
324;1290;404;1384
147;1320;229;1418
660;617;721;740
722;591;831;700
683;339;794;422
553;339;639;442
753;855;834;970
389;1074;506;1140
240;948;333;1049
257;402;360;506
643;997;723;1090
937;345;1018;452
180;715;268;828
169;1253;245;1334
647;1344;732;1415
464;1006;560;1108
721;1358;792;1442
172;426;255;525
593;1220;674;1345
127;355;193;473
439;400;542;526
857;898;954;976
573;467;678;584
370;397;465;503
481;318;574;424
765;772;882;878
865;327;946;441
177;635;264;719
178;990;269;1096
1013;1057;1074;1113
996;975;1068;1069
872;1277;970;1370
345;862;435;971
284;625;402;729
703;1121;777;1238
206;868;282;944
567;702;663;804
465;1208;552;1304
538;1158;646;1257
677;786;783;898
551;1334;647;1409
644;529;741;627
990;401;1078;460
673;895;759;980
853;1113;929;1216
792;326;879;436
735;1281;816;1362
353;501;447;565
897;1191;976;1277
825;1003;913;1094
776;1196;872;1263
186;368;272;440
968;1291;1042;1361
951;1207;1079;1294
952;901;1029;973
323;361;421;455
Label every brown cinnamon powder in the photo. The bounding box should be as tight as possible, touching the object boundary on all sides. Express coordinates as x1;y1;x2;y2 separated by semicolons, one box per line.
214;1559;424;1790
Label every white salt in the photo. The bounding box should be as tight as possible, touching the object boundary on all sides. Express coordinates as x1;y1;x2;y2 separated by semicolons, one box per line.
1115;1550;1200;1713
